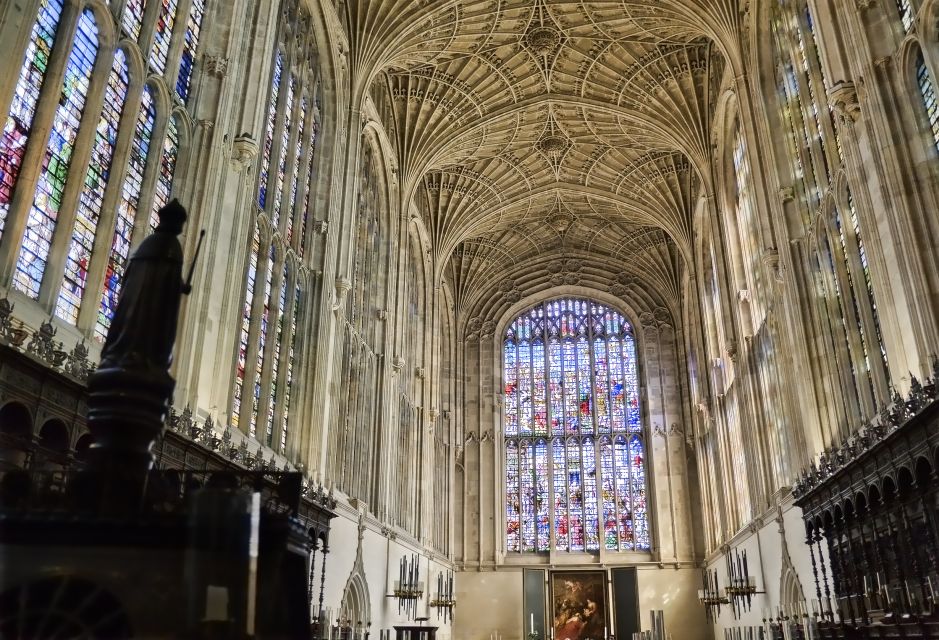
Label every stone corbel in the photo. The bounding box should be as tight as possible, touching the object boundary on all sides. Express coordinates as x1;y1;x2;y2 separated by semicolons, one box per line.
332;277;351;312
827;81;861;125
230;133;258;171
377;309;389;321
415;366;426;380
391;356;406;375
203;54;229;78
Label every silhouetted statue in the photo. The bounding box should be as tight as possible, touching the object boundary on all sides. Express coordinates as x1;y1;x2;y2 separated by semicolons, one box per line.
84;200;199;507
99;200;187;374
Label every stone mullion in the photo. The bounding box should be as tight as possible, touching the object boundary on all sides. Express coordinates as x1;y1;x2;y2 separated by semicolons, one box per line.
237;228;272;435
37;38;118;313
137;0;163;59
256;249;286;447
743;339;773;508
817;227;865;433
805;237;854;443
75;65;147;334
827;218;876;420
833;119;892;402
0;3;82;286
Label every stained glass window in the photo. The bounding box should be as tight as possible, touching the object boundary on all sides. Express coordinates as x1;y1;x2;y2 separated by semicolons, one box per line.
897;0;915;33
287;97;306;244
175;0;205;102
232;225;259;430
271;75;295;228
97;86;155;340
504;298;648;553
148;0;178;74
250;245;275;438
1;0;64;241
14;10;99;299
298;117;317;256
57;49;130;324
916;52;939;154
281;284;300;452
258;52;283;209
150;115;179;229
266;266;287;445
121;0;146;40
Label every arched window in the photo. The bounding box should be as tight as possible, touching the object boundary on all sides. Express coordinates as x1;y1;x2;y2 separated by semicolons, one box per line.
1;0;208;337
0;0;65;239
57;49;130;323
915;51;939;153
232;17;318;451
14;9;100;300
503;298;649;553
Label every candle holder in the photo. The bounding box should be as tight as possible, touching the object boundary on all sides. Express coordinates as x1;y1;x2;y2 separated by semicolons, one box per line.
725;548;764;619
698;569;730;622
430;569;456;623
393;554;424;620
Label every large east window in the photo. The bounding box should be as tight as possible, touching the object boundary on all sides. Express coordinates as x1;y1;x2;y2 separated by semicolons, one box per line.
503;298;649;553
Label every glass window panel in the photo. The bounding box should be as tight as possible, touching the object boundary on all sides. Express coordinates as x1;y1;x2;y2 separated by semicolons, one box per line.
232;225;259;429
1;0;64;240
503;298;648;553
266;265;288;445
917;52;939;153
249;245;275;438
299;116;317;256
175;0;205;102
148;0;179;74
281;284;300;452
14;10;99;299
272;74;295;228
258;52;282;209
552;437;568;551
97;86;155;340
56;49;130;324
506;439;520;552
150;115;179;229
121;0;146;40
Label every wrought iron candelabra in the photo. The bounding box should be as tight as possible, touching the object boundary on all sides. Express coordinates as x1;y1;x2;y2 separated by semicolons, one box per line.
394;554;424;619
430;569;455;623
726;548;763;618
699;568;730;622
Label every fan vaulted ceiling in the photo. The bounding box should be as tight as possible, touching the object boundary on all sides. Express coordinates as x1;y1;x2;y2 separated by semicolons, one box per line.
339;0;743;315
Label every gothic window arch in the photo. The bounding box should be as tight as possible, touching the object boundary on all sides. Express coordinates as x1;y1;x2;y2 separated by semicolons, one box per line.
914;49;939;153
772;0;889;431
503;298;649;554
232;7;319;450
0;0;209;337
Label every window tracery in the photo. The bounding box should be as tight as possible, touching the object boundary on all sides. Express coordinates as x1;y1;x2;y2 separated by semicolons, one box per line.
503;298;648;553
1;0;210;337
232;11;318;452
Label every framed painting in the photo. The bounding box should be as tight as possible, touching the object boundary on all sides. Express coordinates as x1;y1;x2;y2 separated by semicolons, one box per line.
550;571;607;640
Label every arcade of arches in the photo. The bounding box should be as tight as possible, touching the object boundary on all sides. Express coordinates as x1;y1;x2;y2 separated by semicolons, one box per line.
2;0;939;638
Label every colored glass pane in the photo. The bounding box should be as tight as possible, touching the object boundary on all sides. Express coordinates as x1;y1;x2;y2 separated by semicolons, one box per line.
272;75;295;228
519;440;535;551
917;52;939;153
97;86;154;340
148;0;178;74
534;439;549;551
1;0;64;240
14;10;99;299
258;52;283;209
250;245;274;438
503;298;648;553
281;285;300;452
232;226;259;429
57;49;130;324
150;115;179;229
600;437;617;550
266;266;287;445
121;0;146;40
286;97;306;244
505;440;520;552
897;0;914;32
175;0;205;102
552;437;568;551
299;118;317;256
